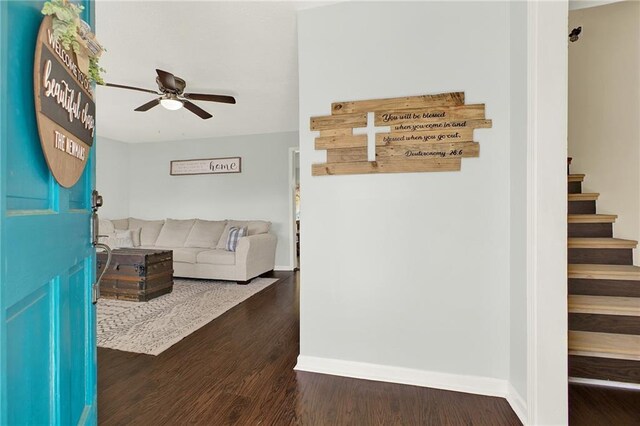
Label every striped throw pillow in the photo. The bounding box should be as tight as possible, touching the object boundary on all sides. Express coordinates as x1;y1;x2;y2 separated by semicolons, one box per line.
225;226;247;252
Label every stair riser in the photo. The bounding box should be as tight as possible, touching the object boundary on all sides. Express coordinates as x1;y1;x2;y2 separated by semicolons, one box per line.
568;182;582;194
568;248;633;265
569;313;640;335
568;200;596;214
569;355;640;384
568;223;613;238
569;279;640;298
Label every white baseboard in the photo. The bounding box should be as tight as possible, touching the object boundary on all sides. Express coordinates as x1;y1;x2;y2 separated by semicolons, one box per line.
274;265;294;271
506;383;528;425
295;355;509;398
569;376;640;390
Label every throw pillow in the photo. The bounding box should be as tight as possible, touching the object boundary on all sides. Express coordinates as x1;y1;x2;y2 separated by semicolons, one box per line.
113;229;134;248
225;226;247;252
217;221;250;249
130;228;142;247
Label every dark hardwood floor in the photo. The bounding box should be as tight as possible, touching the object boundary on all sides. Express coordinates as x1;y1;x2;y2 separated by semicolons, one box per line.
569;383;640;425
98;271;521;425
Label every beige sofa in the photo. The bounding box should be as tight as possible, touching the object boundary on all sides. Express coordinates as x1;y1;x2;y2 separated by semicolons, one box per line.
99;218;277;283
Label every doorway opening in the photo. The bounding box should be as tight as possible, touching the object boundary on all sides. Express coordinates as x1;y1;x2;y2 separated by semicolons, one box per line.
289;148;300;270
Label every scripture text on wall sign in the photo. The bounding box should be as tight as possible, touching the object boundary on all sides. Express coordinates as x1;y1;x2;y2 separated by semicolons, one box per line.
310;92;492;176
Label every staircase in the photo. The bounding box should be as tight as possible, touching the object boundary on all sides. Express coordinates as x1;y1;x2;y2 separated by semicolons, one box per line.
567;169;640;385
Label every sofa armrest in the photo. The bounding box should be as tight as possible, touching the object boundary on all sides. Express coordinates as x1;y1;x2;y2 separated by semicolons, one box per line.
235;233;277;272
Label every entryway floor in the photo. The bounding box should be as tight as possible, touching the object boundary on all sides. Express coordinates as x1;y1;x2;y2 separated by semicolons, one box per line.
98;271;520;425
570;382;640;425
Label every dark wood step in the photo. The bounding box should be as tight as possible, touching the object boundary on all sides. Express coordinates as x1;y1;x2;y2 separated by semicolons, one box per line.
568;238;636;265
569;279;640;298
568;174;585;194
569;355;640;384
569;223;613;238
570;313;640;335
568;193;598;214
569;295;640;334
568;200;596;214
569;248;633;265
568;182;582;194
569;265;640;298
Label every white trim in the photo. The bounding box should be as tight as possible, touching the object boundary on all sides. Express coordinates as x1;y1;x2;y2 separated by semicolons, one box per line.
526;2;569;425
569;377;640;391
274;265;294;271
526;3;539;422
287;147;299;272
506;384;528;425
295;355;509;398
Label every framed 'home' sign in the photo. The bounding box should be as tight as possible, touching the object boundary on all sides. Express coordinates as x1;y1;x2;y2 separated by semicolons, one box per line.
170;157;242;176
34;16;95;188
310;92;491;176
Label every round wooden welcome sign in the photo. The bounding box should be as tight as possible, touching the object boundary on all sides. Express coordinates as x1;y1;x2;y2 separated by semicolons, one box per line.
34;16;95;188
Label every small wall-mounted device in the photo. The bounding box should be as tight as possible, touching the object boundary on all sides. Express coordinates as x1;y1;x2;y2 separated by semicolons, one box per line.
569;26;582;43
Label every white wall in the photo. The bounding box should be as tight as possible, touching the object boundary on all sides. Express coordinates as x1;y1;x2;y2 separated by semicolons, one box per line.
297;1;513;393
569;1;640;263
96;137;130;219
124;132;299;269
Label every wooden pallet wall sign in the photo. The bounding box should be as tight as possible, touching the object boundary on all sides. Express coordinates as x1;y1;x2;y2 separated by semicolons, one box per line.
310;92;491;176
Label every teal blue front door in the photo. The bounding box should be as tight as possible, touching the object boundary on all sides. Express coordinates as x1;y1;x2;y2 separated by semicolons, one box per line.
0;1;97;424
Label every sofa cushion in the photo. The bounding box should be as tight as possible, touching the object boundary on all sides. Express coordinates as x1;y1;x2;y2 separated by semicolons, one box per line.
246;220;271;235
216;221;271;249
184;219;227;249
99;219;115;235
111;218;129;230
129;218;165;246
172;247;208;264
154;219;196;248
196;249;236;265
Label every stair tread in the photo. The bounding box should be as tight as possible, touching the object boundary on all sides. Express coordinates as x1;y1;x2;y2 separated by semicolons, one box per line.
569;264;640;281
568;350;640;362
568;214;617;223
569;331;640;361
568;174;585;182
568;238;638;249
568;193;599;201
569;295;640;316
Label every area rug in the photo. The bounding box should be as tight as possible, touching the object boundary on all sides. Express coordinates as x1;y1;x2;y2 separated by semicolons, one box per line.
97;278;278;355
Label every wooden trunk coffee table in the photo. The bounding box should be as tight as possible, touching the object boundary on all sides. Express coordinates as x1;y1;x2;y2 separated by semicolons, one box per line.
97;248;174;302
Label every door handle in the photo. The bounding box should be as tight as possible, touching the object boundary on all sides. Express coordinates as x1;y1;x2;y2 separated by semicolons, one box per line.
91;190;111;304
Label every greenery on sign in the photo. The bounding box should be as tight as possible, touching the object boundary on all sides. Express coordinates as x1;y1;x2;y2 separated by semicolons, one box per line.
88;57;106;85
41;0;106;85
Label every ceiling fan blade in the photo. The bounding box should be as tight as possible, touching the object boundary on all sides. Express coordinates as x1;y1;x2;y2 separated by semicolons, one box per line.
104;82;160;95
134;98;160;112
156;69;177;91
183;93;236;104
183;101;212;119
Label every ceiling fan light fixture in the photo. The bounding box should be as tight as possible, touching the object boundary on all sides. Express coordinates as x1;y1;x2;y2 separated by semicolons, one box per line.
160;97;183;110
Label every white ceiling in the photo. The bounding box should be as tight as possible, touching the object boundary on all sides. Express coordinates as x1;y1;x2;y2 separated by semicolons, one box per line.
95;1;315;143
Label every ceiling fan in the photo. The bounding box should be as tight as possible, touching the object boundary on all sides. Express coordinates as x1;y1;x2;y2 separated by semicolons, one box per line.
105;69;236;119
